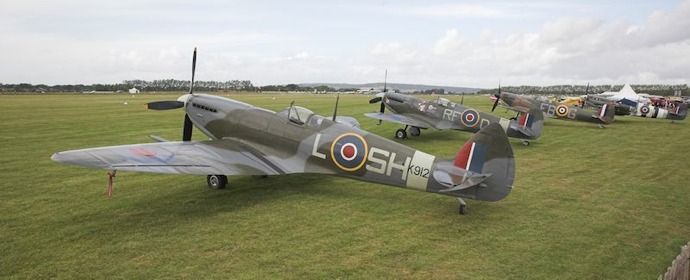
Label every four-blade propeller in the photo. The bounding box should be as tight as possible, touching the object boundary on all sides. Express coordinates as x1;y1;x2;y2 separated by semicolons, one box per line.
368;93;386;115
144;47;197;141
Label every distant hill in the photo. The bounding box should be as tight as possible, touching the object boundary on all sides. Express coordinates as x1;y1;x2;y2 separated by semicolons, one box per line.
299;82;482;94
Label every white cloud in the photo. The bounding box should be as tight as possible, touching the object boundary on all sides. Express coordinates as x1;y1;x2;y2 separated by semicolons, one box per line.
402;4;506;18
1;0;689;88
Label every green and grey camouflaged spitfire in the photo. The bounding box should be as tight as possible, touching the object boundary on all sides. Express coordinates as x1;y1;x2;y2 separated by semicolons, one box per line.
365;91;543;146
51;49;516;215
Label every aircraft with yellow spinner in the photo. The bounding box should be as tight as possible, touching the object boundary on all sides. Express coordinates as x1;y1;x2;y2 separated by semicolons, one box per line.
50;48;516;215
491;88;616;128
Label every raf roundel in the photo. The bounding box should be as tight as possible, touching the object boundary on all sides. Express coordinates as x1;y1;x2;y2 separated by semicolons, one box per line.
331;133;369;172
555;105;569;117
640;106;650;115
460;109;481;127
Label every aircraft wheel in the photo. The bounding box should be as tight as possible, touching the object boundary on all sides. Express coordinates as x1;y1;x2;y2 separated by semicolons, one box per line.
510;117;517;121
522;140;530;146
409;126;421;137
395;129;407;139
207;175;228;189
459;204;468;215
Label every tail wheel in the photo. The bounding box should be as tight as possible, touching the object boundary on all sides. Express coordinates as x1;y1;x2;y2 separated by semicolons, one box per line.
395;128;407;139
459;204;468;215
207;175;228;189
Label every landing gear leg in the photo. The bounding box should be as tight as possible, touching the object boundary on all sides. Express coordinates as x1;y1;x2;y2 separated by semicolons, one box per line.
510;112;520;121
457;197;468;215
598;124;604;129
207;175;228;189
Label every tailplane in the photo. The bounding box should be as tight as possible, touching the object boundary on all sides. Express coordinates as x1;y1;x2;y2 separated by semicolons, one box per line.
511;108;544;139
432;123;515;201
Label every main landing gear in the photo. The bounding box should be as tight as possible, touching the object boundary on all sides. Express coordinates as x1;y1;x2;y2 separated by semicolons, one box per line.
395;128;407;139
522;140;530;146
457;197;468;215
207;175;228;189
395;125;421;139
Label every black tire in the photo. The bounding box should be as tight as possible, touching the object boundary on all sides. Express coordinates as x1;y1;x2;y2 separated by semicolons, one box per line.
459;204;468;215
522;140;530;146
409;126;421;137
207;175;228;189
395;128;407;139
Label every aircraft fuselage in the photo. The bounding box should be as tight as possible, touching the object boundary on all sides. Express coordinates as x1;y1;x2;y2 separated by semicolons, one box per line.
182;94;512;201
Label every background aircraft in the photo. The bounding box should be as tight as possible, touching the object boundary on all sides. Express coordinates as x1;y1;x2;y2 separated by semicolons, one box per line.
589;84;648;108
491;89;615;128
51;48;516;215
365;92;543;146
628;102;688;121
582;85;687;121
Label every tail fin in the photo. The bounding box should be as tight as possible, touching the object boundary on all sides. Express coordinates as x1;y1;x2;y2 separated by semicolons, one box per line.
432;123;515;201
510;108;544;139
670;103;688;120
595;102;616;124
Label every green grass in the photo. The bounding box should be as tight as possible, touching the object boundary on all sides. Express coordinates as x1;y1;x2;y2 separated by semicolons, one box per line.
1;93;688;279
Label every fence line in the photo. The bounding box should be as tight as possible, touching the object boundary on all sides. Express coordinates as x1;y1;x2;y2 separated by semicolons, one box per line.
658;242;690;280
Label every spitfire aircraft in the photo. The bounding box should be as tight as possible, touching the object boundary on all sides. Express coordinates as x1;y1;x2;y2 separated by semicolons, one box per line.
584;92;688;121
50;48;516;215
580;86;688;121
491;89;616;128
365;92;543;146
628;102;688;121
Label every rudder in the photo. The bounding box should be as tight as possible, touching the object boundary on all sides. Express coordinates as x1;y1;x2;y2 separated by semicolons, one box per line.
438;123;515;201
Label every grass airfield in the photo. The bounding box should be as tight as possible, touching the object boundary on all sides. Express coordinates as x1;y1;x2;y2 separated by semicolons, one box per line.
1;92;688;279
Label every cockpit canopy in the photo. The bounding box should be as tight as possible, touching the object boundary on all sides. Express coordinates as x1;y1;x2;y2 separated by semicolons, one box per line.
434;97;454;107
277;105;314;125
276;104;360;128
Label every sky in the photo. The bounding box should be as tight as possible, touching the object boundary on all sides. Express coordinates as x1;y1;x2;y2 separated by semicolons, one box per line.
1;0;689;88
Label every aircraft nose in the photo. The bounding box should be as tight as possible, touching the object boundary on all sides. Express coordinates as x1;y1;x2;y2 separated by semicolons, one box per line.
177;94;191;104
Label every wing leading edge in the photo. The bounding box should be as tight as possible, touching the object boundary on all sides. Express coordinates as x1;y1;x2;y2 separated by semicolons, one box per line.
51;139;285;176
363;112;433;128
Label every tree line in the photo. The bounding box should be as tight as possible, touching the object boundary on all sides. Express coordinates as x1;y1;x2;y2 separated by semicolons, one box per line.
1;81;687;96
0;79;255;93
476;84;688;96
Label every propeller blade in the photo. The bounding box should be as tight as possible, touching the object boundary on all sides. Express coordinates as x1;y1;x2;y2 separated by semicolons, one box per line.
145;101;184;110
182;114;193;141
582;82;589;108
332;92;340;121
189;47;197;94
369;97;382;104
377;102;385;125
383;69;388;92
491;98;500;112
491;87;501;112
